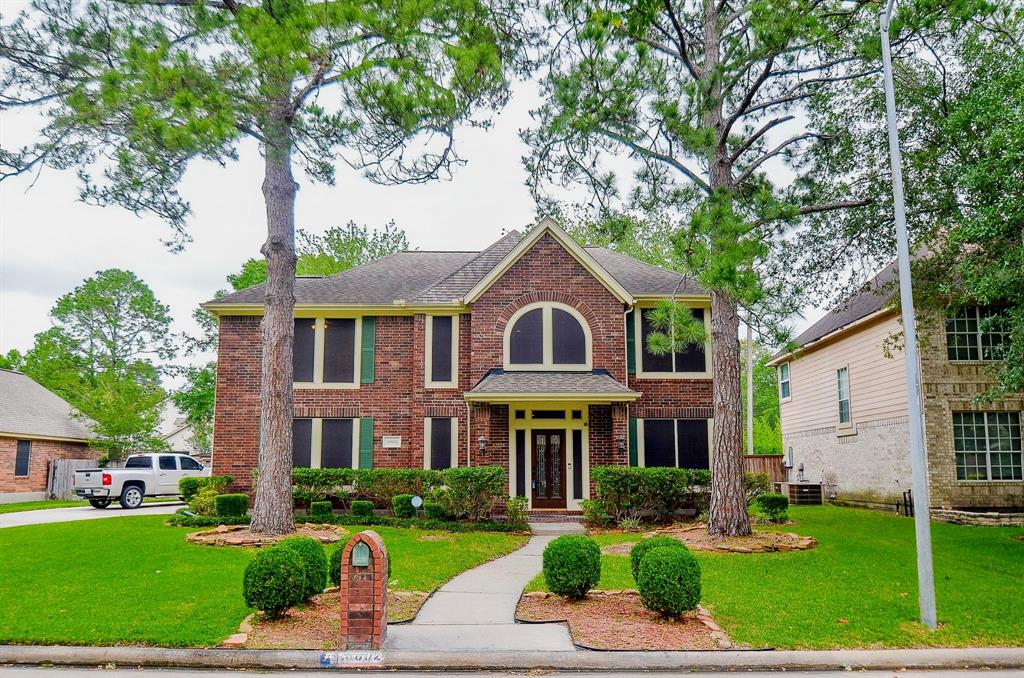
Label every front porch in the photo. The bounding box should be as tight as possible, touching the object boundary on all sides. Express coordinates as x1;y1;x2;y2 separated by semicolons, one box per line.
464;370;640;512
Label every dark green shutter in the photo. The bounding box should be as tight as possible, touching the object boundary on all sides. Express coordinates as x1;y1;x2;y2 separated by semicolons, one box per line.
360;316;376;384
628;417;638;466
625;310;636;374
358;417;374;469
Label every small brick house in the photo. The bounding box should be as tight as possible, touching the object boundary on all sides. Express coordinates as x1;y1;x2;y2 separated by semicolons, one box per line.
205;218;714;511
768;262;1023;510
0;369;99;503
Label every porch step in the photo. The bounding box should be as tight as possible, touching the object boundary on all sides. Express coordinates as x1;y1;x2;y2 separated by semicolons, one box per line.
528;521;586;536
526;512;583;523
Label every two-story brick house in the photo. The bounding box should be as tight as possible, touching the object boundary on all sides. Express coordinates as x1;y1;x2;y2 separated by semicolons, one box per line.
768;262;1023;510
204;218;714;511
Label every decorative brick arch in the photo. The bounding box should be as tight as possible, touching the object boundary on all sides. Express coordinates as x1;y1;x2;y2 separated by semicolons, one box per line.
495;291;603;338
338;530;388;650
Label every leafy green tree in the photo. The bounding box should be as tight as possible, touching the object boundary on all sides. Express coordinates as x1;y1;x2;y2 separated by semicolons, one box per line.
1;0;533;533
173;363;217;453
741;341;781;455
7;270;172;459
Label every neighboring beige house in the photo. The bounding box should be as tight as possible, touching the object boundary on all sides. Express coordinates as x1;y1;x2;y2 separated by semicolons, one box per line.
768;263;1023;510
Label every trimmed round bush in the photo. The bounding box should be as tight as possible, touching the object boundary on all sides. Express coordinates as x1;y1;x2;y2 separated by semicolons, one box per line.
178;476;206;503
276;536;328;601
392;494;415;518
423;500;451;520
629;536;688;581
756;493;790;523
242;547;306;618
309;500;332;518
351;500;375;518
542;535;601;600
636;546;701;618
214;493;249;517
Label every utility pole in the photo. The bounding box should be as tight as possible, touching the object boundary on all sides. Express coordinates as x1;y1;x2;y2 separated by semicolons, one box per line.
880;0;937;629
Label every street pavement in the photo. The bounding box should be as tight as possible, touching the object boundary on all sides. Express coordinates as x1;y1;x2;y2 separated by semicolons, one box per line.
0;501;183;528
2;666;1019;677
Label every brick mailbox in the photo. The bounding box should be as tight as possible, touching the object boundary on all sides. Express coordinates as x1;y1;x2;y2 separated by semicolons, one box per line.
338;530;388;650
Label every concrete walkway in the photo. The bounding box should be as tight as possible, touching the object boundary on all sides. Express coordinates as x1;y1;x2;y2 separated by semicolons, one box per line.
385;535;576;652
0;502;183;528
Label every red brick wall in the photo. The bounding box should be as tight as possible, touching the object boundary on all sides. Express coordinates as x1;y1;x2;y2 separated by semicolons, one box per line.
210;233;714;493
0;436;97;494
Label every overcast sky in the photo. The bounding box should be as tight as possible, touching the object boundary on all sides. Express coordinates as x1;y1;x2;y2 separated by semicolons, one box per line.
1;38;829;377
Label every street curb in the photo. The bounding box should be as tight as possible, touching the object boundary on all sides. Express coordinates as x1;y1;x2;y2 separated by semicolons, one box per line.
2;644;1023;671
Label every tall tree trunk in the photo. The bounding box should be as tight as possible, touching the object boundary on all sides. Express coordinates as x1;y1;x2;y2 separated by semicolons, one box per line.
703;0;752;537
250;98;297;535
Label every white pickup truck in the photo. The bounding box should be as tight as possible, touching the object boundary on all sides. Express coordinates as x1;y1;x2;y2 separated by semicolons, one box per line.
75;453;210;509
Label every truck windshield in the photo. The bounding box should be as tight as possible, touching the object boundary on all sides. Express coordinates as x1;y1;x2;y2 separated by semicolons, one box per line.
124;457;152;468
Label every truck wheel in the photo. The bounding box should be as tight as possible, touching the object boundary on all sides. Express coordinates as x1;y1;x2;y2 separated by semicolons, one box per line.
119;485;145;509
89;498;112;509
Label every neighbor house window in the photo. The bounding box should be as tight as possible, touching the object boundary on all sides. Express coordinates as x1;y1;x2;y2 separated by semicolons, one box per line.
505;302;591;370
426;315;458;387
639;419;710;469
14;440;31;477
953;412;1022;481
779;363;791;399
638;307;708;375
837;367;851;424
424;417;458;470
946;306;1009;361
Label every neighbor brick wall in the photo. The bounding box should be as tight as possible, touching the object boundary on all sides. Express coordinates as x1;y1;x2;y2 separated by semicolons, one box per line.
0;436;97;494
919;313;1024;509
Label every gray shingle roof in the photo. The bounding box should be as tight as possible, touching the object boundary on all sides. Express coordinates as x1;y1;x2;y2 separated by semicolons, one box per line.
0;369;93;441
205;228;708;309
791;260;899;350
467;370;640;398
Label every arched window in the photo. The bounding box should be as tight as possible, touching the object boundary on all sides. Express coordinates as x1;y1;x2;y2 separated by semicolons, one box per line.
504;303;591;370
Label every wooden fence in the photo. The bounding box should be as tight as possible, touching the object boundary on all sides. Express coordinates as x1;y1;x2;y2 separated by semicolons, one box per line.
742;454;786;483
46;458;99;499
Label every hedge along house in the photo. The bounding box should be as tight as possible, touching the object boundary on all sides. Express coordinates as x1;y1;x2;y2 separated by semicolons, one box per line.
204;218;714;512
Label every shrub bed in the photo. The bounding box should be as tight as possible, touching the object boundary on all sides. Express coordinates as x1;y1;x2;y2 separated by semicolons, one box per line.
392;494;415;518
179;475;233;516
756;493;789;523
542;535;601;600
504;496;528;529
351;500;375;518
309;501;333;518
636;546;701;618
242;547;306;618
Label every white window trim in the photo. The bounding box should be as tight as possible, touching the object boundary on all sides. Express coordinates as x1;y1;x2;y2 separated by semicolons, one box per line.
953;411;1023;483
425;315;459;388
423;417;459;469
778;362;792;402
636;418;713;469
299;417;360;469
836;366;853;429
634;304;713;379
503;302;592;371
294;316;362;389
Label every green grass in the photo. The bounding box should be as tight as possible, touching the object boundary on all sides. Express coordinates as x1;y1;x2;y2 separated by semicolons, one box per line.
0;497;180;514
0;515;526;647
526;505;1024;649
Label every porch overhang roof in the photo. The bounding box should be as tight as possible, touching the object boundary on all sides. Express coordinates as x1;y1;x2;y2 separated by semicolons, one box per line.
464;369;641;404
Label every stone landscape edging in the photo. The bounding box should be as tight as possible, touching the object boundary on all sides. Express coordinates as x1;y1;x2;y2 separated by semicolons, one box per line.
2;644;1023;671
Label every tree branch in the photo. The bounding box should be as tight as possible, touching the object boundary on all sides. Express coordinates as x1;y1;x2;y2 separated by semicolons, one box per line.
595;127;711;194
734;132;820;184
729;115;794;163
750;198;873;227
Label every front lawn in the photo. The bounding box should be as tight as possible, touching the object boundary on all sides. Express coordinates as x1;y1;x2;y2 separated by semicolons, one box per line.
526;505;1024;649
0;515;526;647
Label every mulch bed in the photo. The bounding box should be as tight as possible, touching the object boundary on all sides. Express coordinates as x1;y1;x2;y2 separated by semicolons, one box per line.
600;524;816;555
517;591;729;650
243;589;429;649
187;523;350;547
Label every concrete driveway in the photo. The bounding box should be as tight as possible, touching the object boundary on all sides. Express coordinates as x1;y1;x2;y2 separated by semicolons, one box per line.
0;501;183;528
